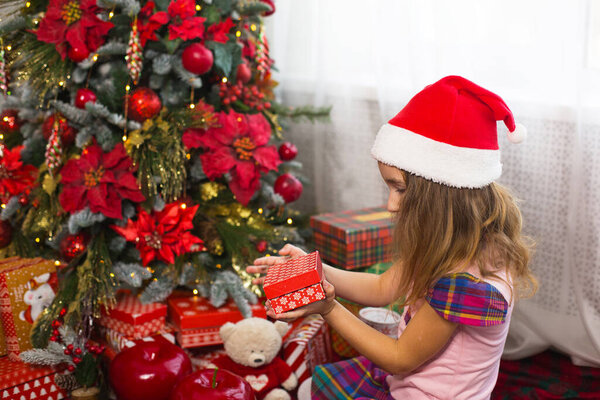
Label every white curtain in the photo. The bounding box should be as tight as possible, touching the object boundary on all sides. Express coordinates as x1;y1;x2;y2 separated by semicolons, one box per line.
266;0;600;366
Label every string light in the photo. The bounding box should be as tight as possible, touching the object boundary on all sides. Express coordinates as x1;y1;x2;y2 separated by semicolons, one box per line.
110;273;115;278
125;85;131;91
222;77;228;83
35;237;40;243
0;134;3;140
130;272;135;278
180;203;187;209
250;24;257;31
54;260;61;266
109;11;114;18
0;204;5;209
189;103;195;109
258;208;263;214
122;135;127;142
287;218;293;225
193;289;198;295
58;81;65;87
92;54;98;62
216;264;222;269
195;4;201;11
186;153;191;160
235;31;241;38
25;1;31;7
5;45;10;51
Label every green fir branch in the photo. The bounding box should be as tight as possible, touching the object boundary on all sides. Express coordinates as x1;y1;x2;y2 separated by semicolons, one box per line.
271;103;332;124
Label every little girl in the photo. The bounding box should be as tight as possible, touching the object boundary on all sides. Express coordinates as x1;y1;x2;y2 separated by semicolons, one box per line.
247;76;537;400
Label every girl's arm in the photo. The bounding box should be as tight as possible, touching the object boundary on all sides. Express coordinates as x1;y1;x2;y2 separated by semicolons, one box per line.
267;281;457;375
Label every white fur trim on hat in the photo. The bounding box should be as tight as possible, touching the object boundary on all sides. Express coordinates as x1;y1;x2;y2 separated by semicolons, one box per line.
371;124;502;188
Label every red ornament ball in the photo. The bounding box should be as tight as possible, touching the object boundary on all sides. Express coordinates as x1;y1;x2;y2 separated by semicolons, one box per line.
0;220;13;249
75;88;97;109
274;173;303;203
182;43;214;75
0;109;22;135
236;62;252;84
278;142;298;161
59;233;89;261
127;87;162;122
256;240;268;253
42;113;77;147
67;45;90;63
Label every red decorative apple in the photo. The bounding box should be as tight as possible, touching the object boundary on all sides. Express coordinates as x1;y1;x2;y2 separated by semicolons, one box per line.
75;88;97;109
68;45;90;63
236;62;252;84
170;368;256;400
278;142;298;161
274;173;303;203
127;87;162;122
110;340;192;400
182;43;214;75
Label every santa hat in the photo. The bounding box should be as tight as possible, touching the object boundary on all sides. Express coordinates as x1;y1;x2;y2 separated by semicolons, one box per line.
371;75;526;188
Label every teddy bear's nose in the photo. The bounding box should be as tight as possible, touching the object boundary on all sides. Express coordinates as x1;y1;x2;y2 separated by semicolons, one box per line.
254;358;262;363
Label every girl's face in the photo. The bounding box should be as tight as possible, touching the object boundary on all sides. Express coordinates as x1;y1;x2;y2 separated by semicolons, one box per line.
378;162;406;213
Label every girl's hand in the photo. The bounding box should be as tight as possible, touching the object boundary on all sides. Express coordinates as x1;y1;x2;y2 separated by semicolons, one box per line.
246;244;307;285
265;280;336;322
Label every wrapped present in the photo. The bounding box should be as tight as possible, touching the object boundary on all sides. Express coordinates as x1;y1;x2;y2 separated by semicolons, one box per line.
100;293;167;339
102;324;176;353
282;315;332;384
363;262;393;275
0;357;68;400
184;346;227;371
0;257;21;357
310;207;394;270
168;295;266;348
0;258;58;360
329;298;363;359
263;251;325;314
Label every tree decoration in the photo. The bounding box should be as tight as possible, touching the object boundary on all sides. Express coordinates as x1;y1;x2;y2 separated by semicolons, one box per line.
206;18;235;43
136;1;169;47
182;43;213;76
166;0;206;41
60;232;90;261
35;0;114;61
0;42;8;95
278;142;298;161
127;87;162;122
42;113;77;147
45;119;63;175
75;88;97;109
59;143;145;219
112;202;204;266
274;173;303;203
255;26;274;78
235;61;252;84
255;239;267;253
126;17;143;85
218;81;271;111
0;109;21;135
0;219;12;249
183;110;281;205
0;145;37;203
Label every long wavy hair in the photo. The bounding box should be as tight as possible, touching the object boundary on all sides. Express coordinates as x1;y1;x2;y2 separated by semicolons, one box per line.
393;170;537;306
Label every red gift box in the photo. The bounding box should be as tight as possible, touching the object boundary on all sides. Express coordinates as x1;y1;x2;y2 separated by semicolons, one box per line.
100;294;167;339
282;315;332;384
263;252;324;313
168;296;266;348
102;324;176;353
184;346;227;371
0;357;68;400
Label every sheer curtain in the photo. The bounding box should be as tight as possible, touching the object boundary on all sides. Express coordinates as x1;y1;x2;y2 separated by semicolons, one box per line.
266;0;600;366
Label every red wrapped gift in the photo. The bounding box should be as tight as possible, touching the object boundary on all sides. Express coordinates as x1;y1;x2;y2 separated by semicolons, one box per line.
282;315;332;384
168;296;266;348
263;251;325;313
184;346;227;371
102;324;176;353
100;294;167;339
0;357;68;400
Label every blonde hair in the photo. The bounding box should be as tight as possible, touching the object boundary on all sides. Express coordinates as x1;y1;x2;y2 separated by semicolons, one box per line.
393;170;537;306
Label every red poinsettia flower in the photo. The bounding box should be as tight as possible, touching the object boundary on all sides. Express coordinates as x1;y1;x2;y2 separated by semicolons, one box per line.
111;202;204;266
207;18;235;43
137;1;169;47
0;146;38;203
167;0;206;41
59;143;145;219
182;110;281;206
36;0;114;60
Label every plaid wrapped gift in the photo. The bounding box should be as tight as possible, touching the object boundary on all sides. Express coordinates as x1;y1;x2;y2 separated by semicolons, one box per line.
310;207;394;270
264;251;324;313
99;293;167;339
0;357;67;400
168;295;266;348
282;315;332;384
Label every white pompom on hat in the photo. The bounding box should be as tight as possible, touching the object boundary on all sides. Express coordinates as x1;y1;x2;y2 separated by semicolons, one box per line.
371;75;525;188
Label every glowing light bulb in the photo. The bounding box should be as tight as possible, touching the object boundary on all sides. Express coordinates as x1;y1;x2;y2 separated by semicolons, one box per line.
222;77;228;83
54;260;61;266
189;103;195;109
193;289;199;295
122;135;127;142
180;203;187;209
258;208;263;214
250;24;257;31
125;85;131;91
235;31;241;38
287;218;293;225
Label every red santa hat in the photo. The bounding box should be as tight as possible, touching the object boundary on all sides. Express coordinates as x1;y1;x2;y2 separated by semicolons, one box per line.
371;75;526;188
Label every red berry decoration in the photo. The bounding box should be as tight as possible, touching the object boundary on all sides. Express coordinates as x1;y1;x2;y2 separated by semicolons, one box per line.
274;173;303;203
256;240;268;253
75;88;97;109
42;113;77;147
278;142;298;161
236;62;252;84
182;43;214;75
127;87;162;122
0;220;13;249
68;44;89;63
0;109;22;135
67;365;75;372
59;233;89;261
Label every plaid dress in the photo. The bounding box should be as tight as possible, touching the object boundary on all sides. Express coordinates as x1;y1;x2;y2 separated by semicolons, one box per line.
312;272;511;400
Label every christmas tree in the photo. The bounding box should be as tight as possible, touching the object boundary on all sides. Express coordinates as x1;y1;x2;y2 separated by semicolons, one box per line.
0;0;328;355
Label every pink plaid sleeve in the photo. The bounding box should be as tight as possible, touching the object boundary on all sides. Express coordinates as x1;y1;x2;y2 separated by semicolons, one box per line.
425;273;509;327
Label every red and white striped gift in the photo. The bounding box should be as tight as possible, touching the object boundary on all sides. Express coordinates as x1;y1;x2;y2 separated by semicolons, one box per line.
100;294;167;339
176;327;222;348
0;357;68;400
282;315;332;384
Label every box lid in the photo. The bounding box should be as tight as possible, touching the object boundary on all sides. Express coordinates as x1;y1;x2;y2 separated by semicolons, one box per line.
102;294;167;325
0;358;56;390
263;251;323;299
168;296;266;330
310;207;393;243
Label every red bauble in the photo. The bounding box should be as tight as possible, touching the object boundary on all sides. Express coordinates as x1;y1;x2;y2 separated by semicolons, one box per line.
110;340;192;400
181;43;214;75
236;62;252;84
42;113;77;147
75;88;97;109
0;109;22;135
0;220;13;249
274;173;303;203
127;87;162;122
255;240;268;253
278;142;298;161
261;0;276;16
67;45;90;63
170;369;255;400
59;233;89;261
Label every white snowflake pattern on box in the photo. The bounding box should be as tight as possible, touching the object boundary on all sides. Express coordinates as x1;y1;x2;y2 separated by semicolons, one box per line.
270;283;325;313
